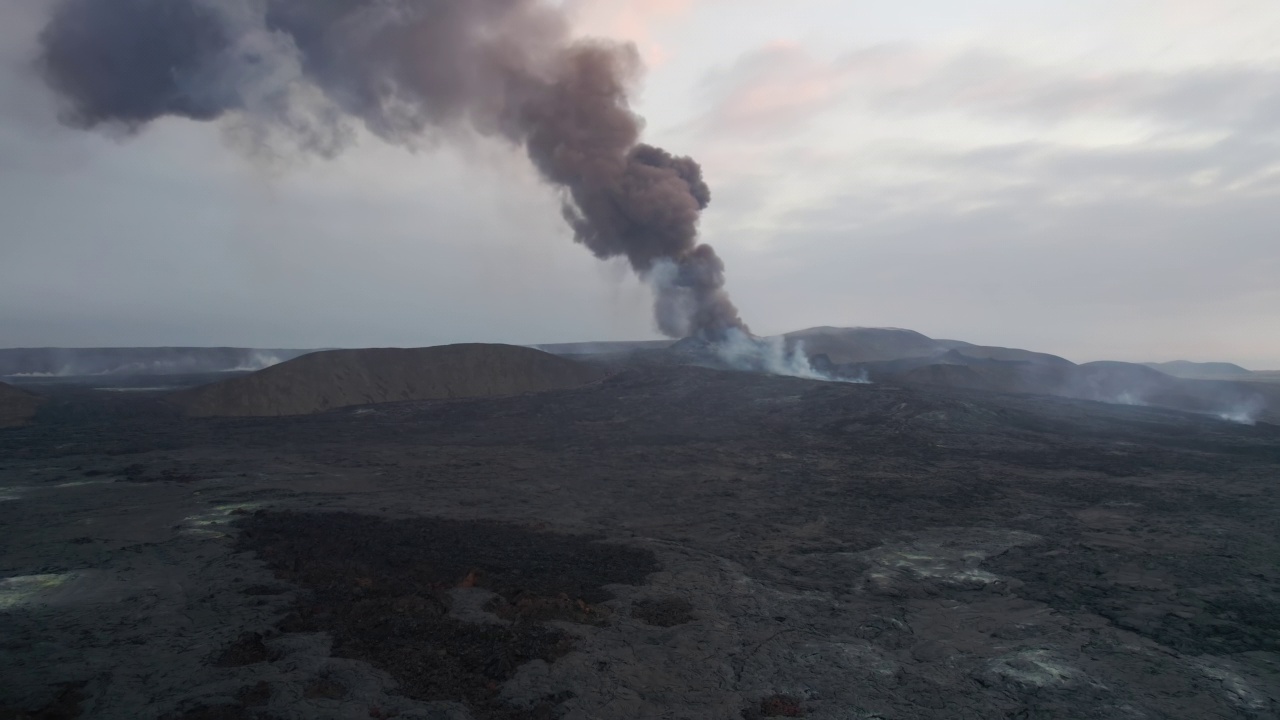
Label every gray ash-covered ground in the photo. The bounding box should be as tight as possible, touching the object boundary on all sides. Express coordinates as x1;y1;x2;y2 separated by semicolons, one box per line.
1;364;1278;719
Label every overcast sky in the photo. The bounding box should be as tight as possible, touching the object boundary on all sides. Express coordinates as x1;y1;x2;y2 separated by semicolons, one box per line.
2;0;1278;368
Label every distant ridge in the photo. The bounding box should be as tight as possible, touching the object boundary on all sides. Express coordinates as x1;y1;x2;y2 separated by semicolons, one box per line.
533;340;674;356
751;326;1274;422
0;347;313;377
1144;360;1254;379
782;327;946;364
172;344;605;417
951;346;1074;367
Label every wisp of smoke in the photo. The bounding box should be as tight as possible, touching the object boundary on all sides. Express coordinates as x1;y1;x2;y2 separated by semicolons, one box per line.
1112;392;1145;407
35;0;747;342
226;351;286;373
1217;397;1264;426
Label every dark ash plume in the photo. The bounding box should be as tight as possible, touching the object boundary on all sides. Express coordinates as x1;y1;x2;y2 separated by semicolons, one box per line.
36;0;747;340
39;0;236;128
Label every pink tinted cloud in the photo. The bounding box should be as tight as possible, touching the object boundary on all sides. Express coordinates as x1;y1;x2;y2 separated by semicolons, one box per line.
695;42;1279;138
694;43;928;136
567;0;695;64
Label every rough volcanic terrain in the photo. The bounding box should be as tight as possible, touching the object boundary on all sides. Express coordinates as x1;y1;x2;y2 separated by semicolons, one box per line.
172;344;605;417
764;328;1280;423
1;362;1278;719
0;381;43;428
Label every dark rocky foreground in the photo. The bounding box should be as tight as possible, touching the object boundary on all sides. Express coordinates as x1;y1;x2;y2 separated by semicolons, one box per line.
1;366;1278;719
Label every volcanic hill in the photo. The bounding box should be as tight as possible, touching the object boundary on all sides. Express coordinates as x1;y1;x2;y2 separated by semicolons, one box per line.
782;326;953;364
172;344;606;418
1145;360;1256;379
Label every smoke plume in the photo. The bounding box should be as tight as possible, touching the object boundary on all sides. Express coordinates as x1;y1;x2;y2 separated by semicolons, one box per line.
35;0;747;340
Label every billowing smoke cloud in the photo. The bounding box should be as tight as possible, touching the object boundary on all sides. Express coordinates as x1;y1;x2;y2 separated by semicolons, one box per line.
712;329;857;382
36;0;747;340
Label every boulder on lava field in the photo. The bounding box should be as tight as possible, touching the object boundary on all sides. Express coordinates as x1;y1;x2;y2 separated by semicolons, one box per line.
170;344;606;417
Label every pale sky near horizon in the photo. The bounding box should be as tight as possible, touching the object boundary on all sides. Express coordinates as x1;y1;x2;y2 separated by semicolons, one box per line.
2;0;1279;368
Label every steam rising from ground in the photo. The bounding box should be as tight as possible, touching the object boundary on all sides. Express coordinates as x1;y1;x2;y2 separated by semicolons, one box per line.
226;351;289;373
714;330;839;381
673;330;867;383
1217;397;1264;426
36;0;746;342
1107;391;1259;425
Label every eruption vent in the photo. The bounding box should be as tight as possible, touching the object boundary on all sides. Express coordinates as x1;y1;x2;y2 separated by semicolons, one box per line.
36;0;747;340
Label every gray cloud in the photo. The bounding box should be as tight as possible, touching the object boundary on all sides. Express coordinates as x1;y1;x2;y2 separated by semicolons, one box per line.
879;52;1280;132
723;183;1280;367
686;40;1280;367
920;135;1280;201
693;43;1280;137
714;132;1280;367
